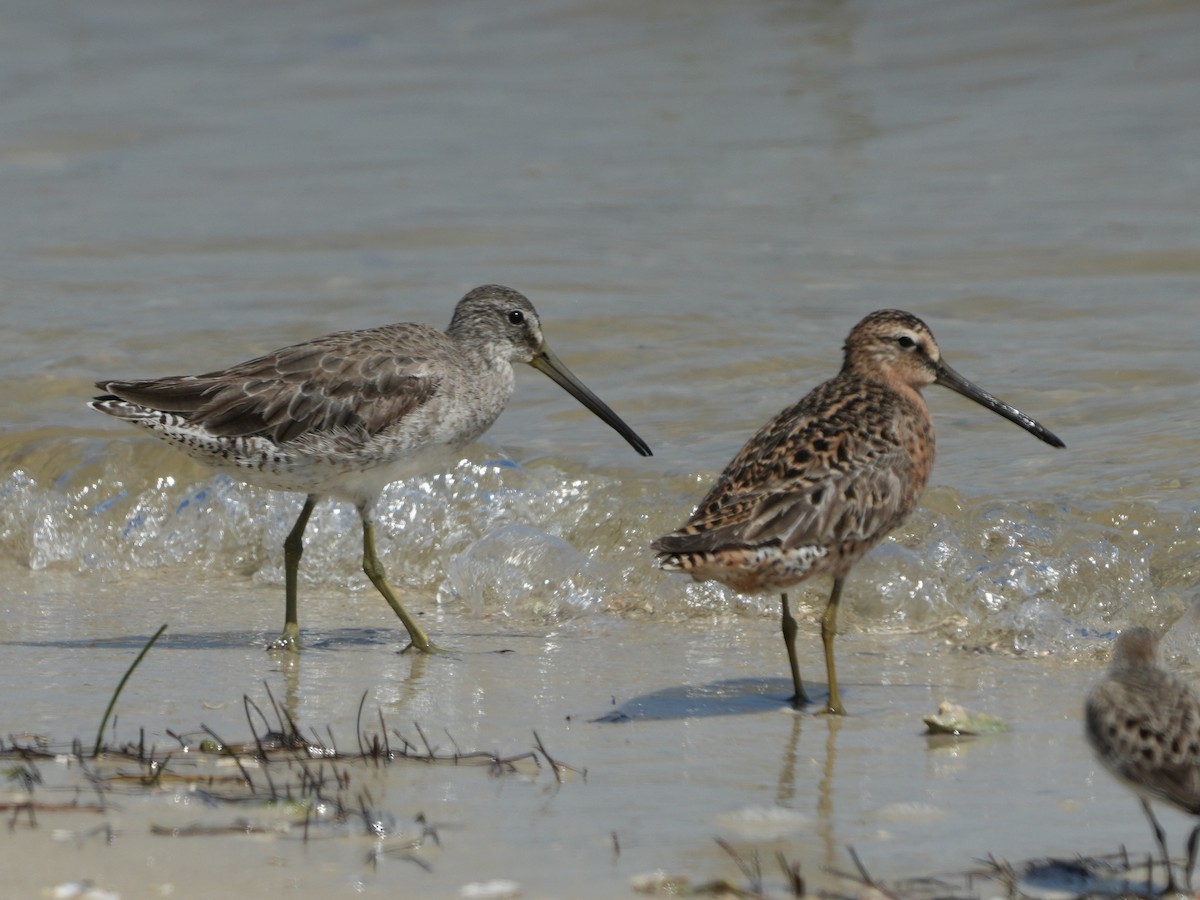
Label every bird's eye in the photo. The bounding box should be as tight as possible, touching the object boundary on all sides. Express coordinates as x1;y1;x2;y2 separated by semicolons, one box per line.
508;309;525;325
897;335;917;350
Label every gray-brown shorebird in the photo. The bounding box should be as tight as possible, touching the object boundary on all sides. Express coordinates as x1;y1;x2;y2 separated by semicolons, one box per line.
91;284;652;653
1086;627;1200;893
652;309;1063;714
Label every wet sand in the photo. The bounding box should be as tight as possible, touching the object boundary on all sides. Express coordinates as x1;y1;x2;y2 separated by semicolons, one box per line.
2;0;1200;896
0;562;1166;898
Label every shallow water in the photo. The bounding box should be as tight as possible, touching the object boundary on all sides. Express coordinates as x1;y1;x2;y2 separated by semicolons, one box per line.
2;0;1200;896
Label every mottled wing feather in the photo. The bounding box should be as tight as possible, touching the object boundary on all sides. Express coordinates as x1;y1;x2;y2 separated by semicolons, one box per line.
654;455;912;554
1087;678;1200;814
653;378;919;555
98;323;447;444
747;459;912;547
95;377;210;413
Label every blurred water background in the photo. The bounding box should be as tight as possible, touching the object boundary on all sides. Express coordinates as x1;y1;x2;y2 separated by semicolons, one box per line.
1;0;1199;896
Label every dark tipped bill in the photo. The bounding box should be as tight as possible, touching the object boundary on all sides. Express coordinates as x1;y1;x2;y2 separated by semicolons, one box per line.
935;361;1065;448
530;345;653;457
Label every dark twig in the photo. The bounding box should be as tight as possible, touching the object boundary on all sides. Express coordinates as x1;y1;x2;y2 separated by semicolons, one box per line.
413;722;436;758
776;851;805;897
716;838;763;894
200;724;255;794
532;731;585;784
244;695;268;761
378;709;391;758
263;681;286;735
391;730;415;755
93;624;168;757
826;846;901;900
244;693;272;738
355;691;368;758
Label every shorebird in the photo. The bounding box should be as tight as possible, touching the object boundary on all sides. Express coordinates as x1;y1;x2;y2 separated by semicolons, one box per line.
1086;627;1200;893
652;309;1063;714
91;284;652;652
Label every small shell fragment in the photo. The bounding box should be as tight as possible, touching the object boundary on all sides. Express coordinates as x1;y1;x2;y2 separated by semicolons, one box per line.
923;700;1009;736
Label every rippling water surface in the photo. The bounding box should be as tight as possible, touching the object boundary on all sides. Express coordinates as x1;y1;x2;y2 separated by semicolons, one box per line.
1;0;1199;896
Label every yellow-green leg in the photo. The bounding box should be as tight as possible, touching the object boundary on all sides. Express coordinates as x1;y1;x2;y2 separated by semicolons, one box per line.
360;513;437;653
780;593;808;708
820;576;846;715
267;494;318;653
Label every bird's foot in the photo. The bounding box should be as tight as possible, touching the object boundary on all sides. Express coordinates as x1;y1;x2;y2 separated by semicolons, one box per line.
816;679;846;715
266;625;302;653
399;638;450;655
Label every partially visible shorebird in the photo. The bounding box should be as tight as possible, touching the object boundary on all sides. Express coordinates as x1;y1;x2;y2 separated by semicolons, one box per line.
652;309;1063;715
91;284;652;653
1086;627;1200;894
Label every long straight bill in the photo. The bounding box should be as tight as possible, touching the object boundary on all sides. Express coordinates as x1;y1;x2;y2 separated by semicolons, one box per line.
530;346;653;456
935;361;1065;448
